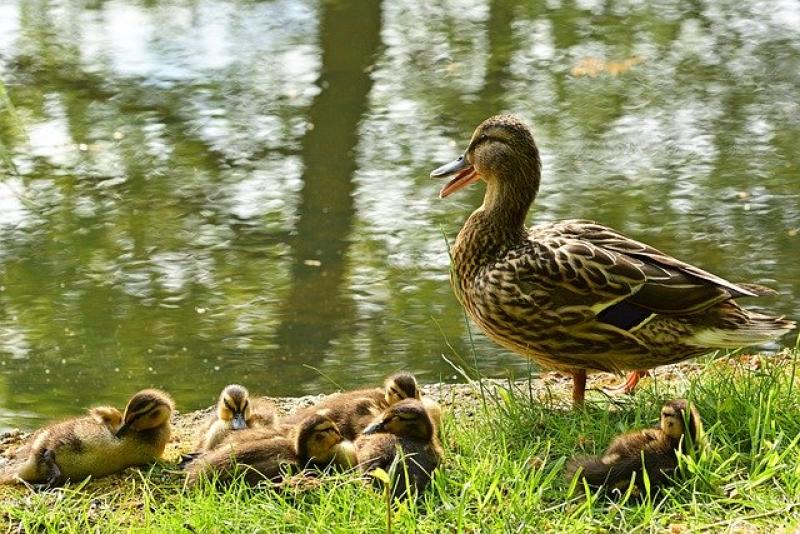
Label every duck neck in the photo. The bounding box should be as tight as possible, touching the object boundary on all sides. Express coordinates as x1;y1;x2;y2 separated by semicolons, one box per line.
467;157;540;247
452;152;540;283
480;178;534;236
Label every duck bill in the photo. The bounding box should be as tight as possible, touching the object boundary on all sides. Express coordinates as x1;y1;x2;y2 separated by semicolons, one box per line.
115;423;130;438
232;413;247;430
362;421;385;435
430;153;480;198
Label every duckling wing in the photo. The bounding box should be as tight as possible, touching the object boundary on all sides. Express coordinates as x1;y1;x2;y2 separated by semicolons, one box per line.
250;398;279;428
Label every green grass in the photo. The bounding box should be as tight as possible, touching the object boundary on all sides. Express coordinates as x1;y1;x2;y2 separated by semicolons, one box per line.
3;352;800;533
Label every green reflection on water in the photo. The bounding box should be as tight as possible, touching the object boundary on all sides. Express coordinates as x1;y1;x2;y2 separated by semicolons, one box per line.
0;0;798;430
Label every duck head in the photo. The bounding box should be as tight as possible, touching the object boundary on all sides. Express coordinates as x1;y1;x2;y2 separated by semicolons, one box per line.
296;410;354;467
116;389;174;437
217;384;251;430
431;115;541;204
383;372;421;405
362;399;434;442
660;399;703;446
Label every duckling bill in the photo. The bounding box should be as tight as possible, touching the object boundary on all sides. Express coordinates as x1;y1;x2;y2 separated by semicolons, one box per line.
565;399;703;495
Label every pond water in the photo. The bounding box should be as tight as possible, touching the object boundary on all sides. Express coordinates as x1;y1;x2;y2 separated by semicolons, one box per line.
0;0;798;431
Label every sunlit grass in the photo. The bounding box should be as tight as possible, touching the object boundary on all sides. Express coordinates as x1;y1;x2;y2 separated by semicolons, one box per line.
3;351;800;532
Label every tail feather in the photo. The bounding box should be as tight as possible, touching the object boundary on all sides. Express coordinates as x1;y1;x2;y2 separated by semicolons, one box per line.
735;283;777;296
691;314;795;349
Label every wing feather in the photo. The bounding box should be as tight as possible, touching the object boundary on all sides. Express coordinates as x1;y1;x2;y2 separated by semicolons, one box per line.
521;220;756;323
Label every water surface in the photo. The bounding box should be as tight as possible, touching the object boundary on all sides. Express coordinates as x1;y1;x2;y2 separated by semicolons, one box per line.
1;0;798;430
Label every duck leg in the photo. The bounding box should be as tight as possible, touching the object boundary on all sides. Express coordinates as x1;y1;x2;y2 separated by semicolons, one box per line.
42;449;62;486
572;369;587;406
606;370;648;395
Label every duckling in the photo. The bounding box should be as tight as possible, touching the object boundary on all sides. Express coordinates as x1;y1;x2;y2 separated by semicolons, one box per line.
565;399;703;495
197;384;277;451
281;372;425;441
185;410;356;488
355;399;443;500
9;389;173;485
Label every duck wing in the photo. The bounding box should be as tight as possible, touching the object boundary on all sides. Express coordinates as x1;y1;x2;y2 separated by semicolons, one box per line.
524;220;760;330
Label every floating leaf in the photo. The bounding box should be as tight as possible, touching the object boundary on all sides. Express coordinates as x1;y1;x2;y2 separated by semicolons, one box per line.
571;56;643;77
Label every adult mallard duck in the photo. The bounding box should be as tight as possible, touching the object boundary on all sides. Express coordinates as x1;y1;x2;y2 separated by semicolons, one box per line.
432;114;795;406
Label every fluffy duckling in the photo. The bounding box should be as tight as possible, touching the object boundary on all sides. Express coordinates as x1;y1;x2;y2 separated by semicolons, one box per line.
355;399;443;500
281;372;436;441
565;399;703;495
185;410;356;488
8;389;173;486
197;384;277;451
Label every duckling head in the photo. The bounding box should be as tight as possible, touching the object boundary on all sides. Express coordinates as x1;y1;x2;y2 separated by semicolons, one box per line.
383;372;421;405
660;399;703;445
362;399;434;442
217;384;251;430
431;115;541;205
296;410;355;467
116;389;174;437
295;410;348;465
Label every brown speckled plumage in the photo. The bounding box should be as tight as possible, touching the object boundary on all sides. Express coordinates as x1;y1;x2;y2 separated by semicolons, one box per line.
185;412;356;488
434;115;795;405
